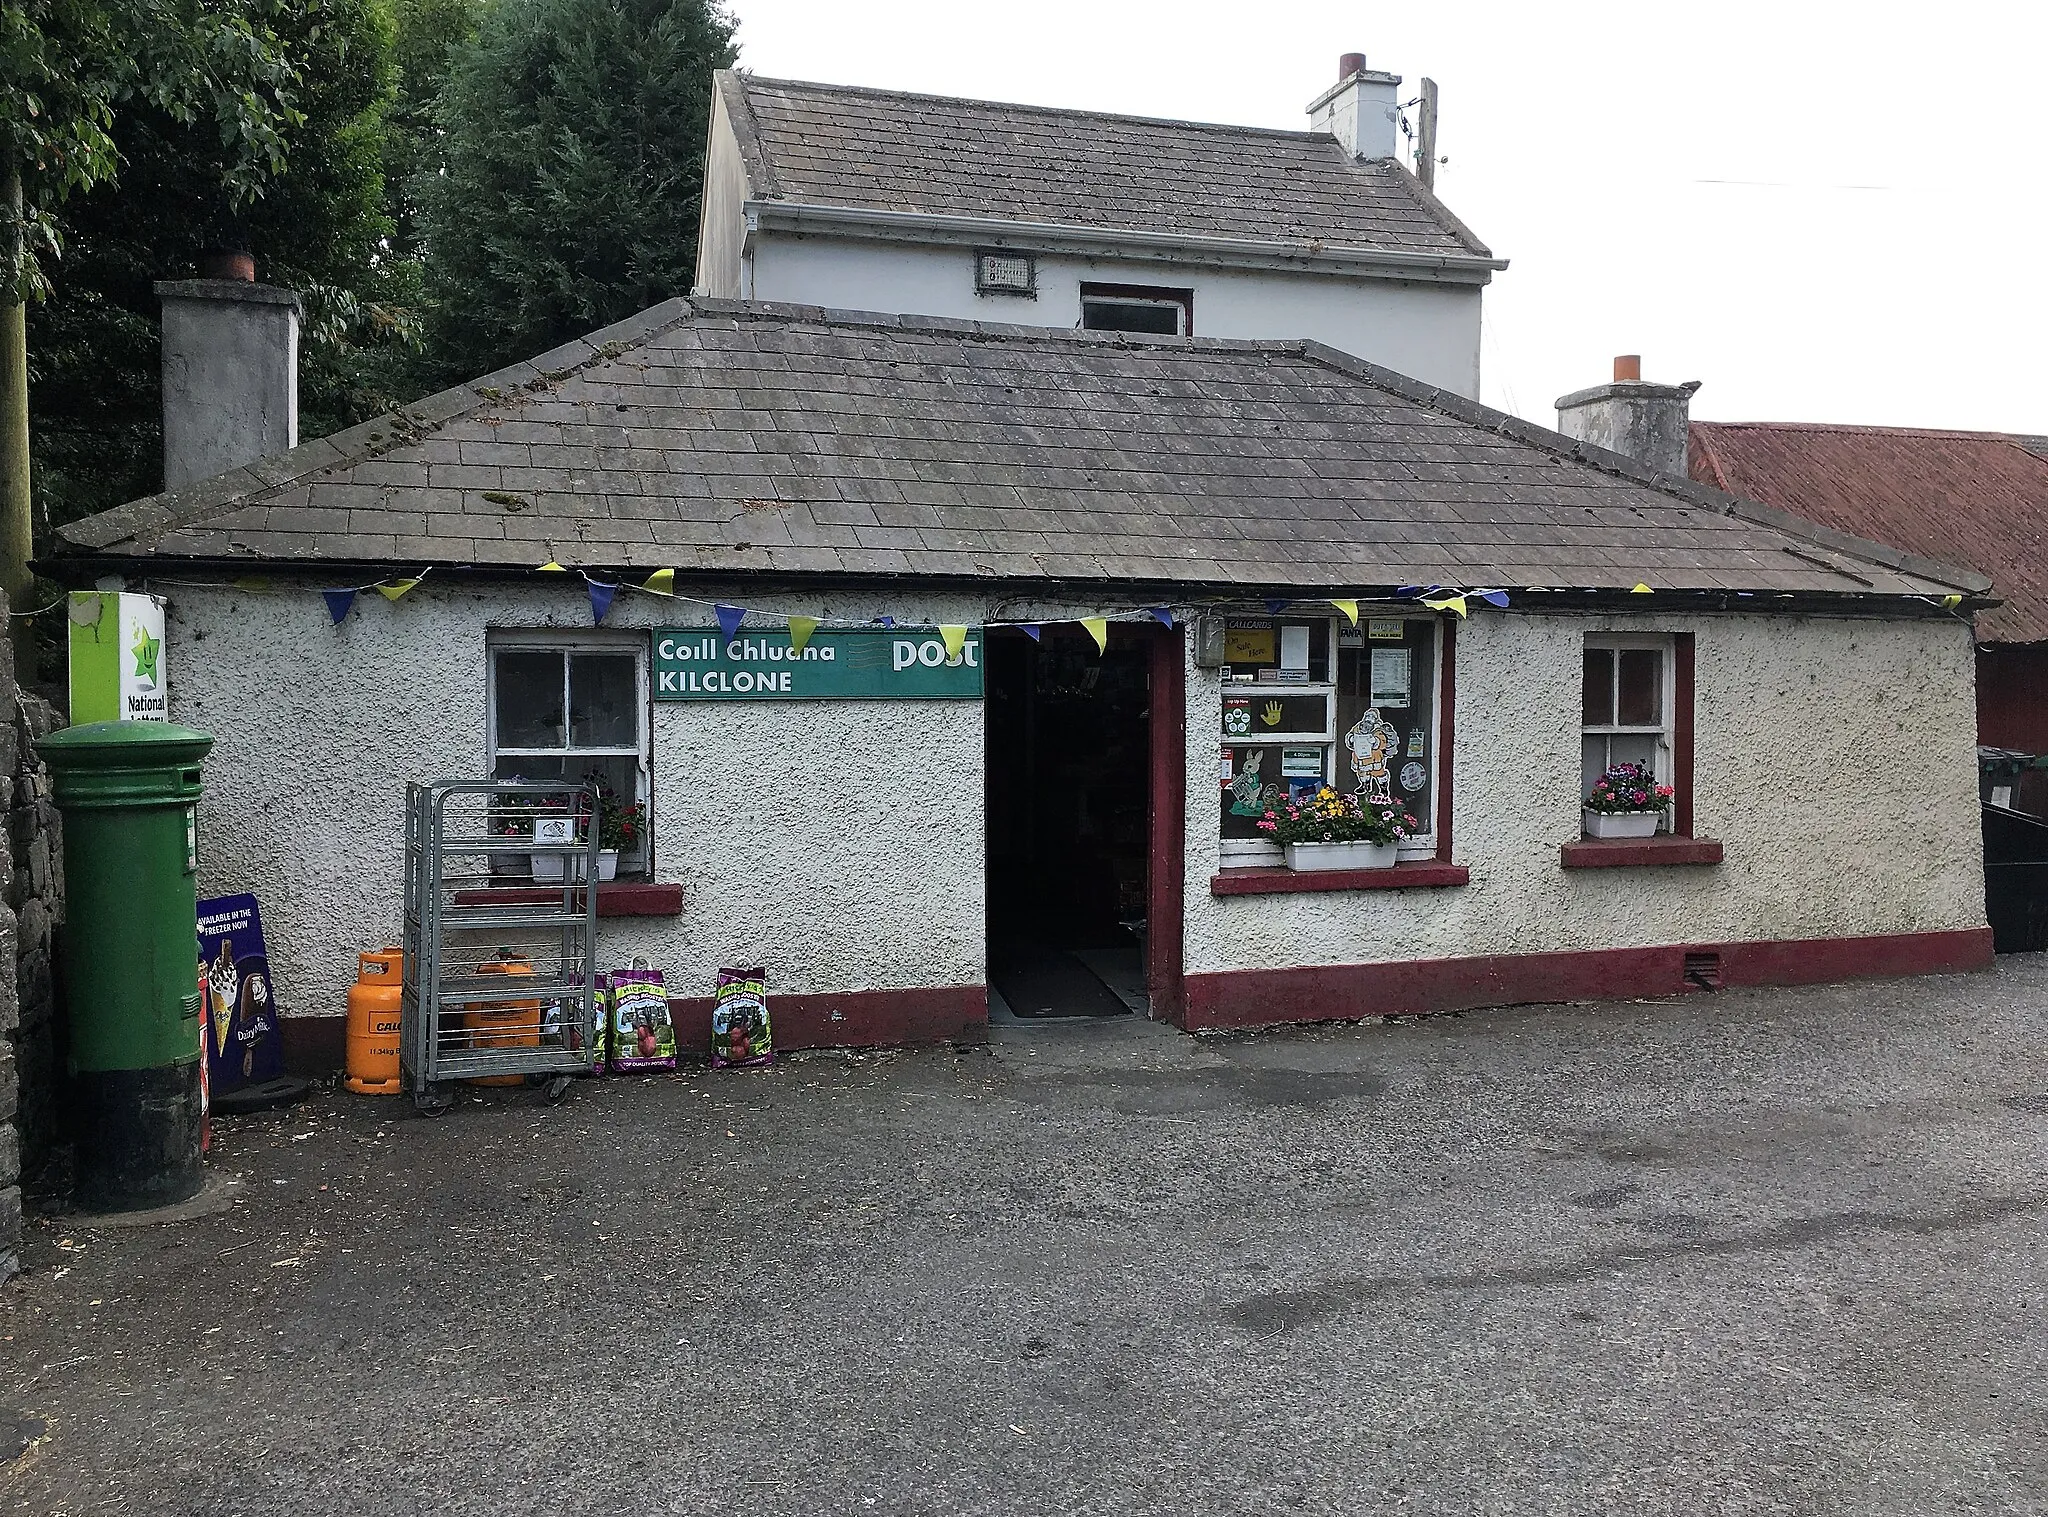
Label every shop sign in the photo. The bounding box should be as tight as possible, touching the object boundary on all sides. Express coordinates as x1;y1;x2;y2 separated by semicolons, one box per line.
653;628;983;700
68;591;167;723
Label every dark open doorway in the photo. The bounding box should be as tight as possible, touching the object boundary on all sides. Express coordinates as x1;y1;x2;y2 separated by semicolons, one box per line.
985;627;1152;1018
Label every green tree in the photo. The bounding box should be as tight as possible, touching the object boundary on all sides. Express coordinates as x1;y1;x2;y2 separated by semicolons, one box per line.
0;0;305;596
27;0;403;530
383;0;483;261
421;0;736;379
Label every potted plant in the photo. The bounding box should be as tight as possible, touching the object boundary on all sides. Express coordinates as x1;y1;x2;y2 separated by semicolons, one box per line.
596;790;646;882
1583;761;1675;839
1258;786;1417;870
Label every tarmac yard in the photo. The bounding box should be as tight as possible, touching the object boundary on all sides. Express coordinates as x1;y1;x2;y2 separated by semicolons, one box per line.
5;959;2048;1515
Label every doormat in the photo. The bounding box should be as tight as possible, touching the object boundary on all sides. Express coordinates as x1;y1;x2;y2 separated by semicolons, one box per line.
990;949;1132;1019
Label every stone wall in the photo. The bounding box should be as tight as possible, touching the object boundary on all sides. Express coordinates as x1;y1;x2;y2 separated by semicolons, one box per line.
0;593;21;1276
10;691;61;1183
0;590;60;1277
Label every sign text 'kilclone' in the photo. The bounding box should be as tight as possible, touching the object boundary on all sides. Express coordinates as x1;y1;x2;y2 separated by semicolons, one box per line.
653;628;984;700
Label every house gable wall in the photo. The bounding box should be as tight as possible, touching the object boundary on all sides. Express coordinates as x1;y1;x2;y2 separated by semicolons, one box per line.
747;234;1485;399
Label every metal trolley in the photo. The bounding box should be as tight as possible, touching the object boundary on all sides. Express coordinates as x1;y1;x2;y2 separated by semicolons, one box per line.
402;780;602;1113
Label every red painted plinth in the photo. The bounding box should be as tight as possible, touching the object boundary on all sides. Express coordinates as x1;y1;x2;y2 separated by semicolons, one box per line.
666;983;987;1053
1177;928;1994;1032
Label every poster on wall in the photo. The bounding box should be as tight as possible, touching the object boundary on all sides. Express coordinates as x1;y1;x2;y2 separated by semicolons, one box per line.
68;591;167;723
197;894;284;1091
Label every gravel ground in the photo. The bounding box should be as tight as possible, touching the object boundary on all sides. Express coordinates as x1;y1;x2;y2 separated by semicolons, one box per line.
5;958;2048;1516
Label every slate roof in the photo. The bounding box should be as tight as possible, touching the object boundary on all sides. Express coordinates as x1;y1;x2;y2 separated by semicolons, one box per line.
1692;422;2043;641
720;72;1495;263
58;299;1983;603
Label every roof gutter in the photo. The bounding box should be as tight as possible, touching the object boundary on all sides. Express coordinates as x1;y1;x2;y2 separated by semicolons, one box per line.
38;553;1997;625
744;201;1507;286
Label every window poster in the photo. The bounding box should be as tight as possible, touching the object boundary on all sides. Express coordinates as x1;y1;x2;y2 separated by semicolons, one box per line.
1367;618;1406;641
1279;624;1311;672
198;894;284;1092
1370;648;1413;708
1280;747;1324;778
1335;619;1435;834
1223;624;1276;665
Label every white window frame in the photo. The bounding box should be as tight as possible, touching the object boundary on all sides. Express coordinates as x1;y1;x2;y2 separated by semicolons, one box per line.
487;631;651;873
1582;633;1675;830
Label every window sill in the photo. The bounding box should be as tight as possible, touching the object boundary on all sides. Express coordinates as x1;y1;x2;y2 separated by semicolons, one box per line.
1210;861;1470;896
451;882;685;916
1560;836;1723;869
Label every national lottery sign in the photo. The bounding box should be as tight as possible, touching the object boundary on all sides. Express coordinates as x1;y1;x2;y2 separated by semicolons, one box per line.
652;627;984;700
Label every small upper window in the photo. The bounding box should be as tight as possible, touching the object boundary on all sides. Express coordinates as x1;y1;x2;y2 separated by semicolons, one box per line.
1080;283;1192;336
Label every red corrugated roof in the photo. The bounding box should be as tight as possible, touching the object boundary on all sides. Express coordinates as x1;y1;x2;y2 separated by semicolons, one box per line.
1690;422;2048;643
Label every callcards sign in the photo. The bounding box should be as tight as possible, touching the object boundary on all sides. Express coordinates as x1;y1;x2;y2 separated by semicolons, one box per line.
653;628;984;700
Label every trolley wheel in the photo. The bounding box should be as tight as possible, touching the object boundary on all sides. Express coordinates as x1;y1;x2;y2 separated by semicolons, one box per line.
543;1074;573;1104
413;1083;454;1117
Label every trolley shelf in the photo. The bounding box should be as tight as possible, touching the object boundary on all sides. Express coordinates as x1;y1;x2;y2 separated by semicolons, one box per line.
402;778;602;1109
429;978;593;1006
434;906;598;931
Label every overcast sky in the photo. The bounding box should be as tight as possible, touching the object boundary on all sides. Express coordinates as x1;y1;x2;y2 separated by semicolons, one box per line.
724;0;2046;434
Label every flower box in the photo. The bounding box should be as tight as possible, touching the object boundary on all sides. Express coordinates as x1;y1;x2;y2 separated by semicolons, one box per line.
1582;809;1662;840
1285;840;1401;871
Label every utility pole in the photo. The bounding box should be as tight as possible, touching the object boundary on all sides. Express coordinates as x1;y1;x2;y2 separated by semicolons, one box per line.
0;165;30;604
1414;78;1440;191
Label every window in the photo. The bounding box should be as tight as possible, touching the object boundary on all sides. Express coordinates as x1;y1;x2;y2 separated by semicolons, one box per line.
1582;634;1674;829
1080;282;1192;335
1219;615;1443;862
489;634;650;875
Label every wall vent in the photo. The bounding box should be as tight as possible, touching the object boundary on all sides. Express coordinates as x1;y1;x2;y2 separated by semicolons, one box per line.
1683;952;1722;991
974;250;1036;297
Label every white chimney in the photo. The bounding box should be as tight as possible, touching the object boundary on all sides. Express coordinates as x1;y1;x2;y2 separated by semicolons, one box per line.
1307;51;1402;161
157;250;300;491
1555;356;1703;479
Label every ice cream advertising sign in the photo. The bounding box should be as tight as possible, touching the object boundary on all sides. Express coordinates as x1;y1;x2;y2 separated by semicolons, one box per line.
68;591;168;723
653;628;983;700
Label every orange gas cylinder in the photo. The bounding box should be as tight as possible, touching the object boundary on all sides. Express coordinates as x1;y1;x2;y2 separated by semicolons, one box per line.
462;951;541;1085
345;948;405;1095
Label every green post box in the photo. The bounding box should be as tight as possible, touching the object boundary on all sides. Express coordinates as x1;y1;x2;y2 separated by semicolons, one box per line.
39;720;215;1210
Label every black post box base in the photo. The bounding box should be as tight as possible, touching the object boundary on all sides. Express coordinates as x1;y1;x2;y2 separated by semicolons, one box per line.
72;1062;204;1212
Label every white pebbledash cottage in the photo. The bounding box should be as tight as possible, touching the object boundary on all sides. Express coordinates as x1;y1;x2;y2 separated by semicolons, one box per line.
51;58;1993;1066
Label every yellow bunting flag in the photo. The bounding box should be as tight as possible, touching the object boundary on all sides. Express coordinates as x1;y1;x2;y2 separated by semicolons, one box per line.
1328;598;1359;628
787;615;820;654
642;568;675;594
539;561;567;572
1421;594;1469;618
940;624;968;662
1630;583;1653;594
376;579;421;601
1080;617;1109;654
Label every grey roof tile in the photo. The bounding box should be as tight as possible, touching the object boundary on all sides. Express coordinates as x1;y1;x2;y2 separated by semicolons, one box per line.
723;73;1492;262
54;299;1985;600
